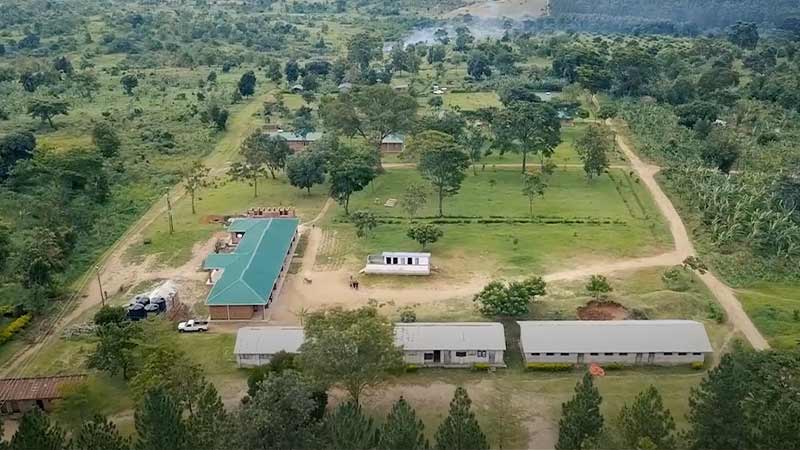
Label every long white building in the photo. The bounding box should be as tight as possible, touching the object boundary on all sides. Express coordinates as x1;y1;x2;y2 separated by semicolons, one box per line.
517;320;713;366
394;322;506;367
233;326;304;367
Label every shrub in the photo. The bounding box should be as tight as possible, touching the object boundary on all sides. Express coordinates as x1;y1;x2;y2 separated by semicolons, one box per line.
399;308;416;323
691;361;705;370
662;266;691;291
526;363;573;372
405;364;419;373
0;314;32;344
597;103;618;119
707;302;725;323
602;363;625;371
472;363;491;372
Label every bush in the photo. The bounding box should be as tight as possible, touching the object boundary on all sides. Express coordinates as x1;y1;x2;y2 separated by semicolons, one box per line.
526;363;573;372
472;363;491;371
405;364;419;373
707;302;725;323
399;308;416;323
691;361;705;370
662;266;691;291
602;362;625;371
0;314;32;344
597;103;618;119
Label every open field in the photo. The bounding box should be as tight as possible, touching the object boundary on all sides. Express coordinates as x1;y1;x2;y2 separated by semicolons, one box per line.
737;282;800;349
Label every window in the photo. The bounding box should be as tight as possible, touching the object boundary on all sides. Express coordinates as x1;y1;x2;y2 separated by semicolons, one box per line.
619;353;628;356
455;351;467;357
531;353;541;356
393;257;399;264
545;352;555;356
407;257;413;265
663;352;673;356
424;353;434;361
590;353;599;356
477;351;487;357
560;353;570;356
678;352;687;356
692;352;703;356
604;353;614;356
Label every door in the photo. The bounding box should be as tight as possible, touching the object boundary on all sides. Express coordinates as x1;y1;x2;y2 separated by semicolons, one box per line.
433;350;441;363
488;352;496;364
577;353;585;364
635;353;643;364
36;400;46;410
648;352;655;364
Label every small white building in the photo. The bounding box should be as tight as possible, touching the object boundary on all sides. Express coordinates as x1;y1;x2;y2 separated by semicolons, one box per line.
233;326;304;368
364;252;431;275
395;322;506;367
517;320;713;366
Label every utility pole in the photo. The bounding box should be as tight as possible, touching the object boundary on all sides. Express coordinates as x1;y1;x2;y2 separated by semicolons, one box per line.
166;194;174;234
95;265;105;307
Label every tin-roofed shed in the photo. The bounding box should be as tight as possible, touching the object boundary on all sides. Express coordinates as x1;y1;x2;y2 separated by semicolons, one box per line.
233;326;305;367
394;322;506;367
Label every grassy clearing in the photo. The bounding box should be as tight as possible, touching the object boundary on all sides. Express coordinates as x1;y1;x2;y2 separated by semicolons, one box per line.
737;282;800;349
443;91;501;110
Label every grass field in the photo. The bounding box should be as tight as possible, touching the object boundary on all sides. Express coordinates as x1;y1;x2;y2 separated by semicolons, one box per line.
737;282;800;349
443;91;501;110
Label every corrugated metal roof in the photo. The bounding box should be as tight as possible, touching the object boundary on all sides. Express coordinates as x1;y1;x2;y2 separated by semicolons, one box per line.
380;252;431;257
394;322;506;351
0;375;87;401
517;320;713;353
269;131;323;142
234;326;305;355
382;134;404;144
205;218;298;306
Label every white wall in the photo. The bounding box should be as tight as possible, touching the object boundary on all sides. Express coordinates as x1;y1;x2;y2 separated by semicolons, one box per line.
522;351;706;366
403;350;505;367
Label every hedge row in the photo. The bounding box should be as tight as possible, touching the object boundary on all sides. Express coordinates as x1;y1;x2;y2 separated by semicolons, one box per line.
525;362;574;372
0;314;32;345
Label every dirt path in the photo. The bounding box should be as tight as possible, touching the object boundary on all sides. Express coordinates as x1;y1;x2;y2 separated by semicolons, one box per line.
1;91;272;377
382;162;630;170
610;123;769;350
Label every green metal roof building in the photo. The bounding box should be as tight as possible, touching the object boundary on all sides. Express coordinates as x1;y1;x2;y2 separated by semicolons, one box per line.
204;218;299;320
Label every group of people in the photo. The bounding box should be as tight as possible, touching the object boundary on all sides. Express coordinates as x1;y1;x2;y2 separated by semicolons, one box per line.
349;276;360;290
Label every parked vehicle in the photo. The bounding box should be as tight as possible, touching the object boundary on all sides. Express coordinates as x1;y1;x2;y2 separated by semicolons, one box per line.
178;320;209;333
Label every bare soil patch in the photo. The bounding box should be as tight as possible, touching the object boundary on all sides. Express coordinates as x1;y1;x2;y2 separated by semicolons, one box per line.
577;300;630;320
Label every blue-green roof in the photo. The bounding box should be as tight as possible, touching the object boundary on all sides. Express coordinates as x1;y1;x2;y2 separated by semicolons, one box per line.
205;218;299;306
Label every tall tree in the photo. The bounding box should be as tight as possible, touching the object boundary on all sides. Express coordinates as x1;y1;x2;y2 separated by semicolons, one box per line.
229;138;269;197
728;22;759;49
87;322;141;380
473;276;546;317
555;373;604;450
618;386;676;450
379;396;429;450
350;210;378;238
459;123;489;175
285;60;300;83
407;223;443;250
346;32;383;75
244;132;292;179
493;101;561;173
236;370;321;450
323;401;379;450
120;74;138;95
326;142;376;215
298;306;403;404
72;416;130;450
286;150;326;194
182;160;210;214
91;122;121;158
8;408;66;450
129;346;205;415
434;387;488;450
521;173;547;217
400;183;428;218
27;98;70;129
238;70;257;97
134;388;187;450
187;382;230;450
0;131;36;179
575;125;612;182
320;84;417;168
416;131;470;217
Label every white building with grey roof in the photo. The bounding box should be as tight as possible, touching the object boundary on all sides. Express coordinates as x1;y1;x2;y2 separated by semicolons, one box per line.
234;326;305;367
394;322;506;367
517;320;713;366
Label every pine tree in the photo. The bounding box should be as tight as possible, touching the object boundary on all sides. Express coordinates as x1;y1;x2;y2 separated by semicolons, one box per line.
379;396;429;450
434;387;488;450
555;373;604;450
323;401;379;450
187;382;230;450
71;416;129;450
8;408;66;450
618;386;676;449
134;388;187;450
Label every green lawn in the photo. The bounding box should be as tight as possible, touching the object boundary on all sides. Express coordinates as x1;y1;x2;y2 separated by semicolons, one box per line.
737;282;800;349
128;176;329;267
443;91;501;111
329;167;671;276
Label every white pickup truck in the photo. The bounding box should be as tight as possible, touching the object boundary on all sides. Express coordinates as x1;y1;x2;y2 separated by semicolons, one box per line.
177;319;209;333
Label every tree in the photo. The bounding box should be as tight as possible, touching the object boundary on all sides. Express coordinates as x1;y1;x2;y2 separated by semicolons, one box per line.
555;373;604;450
323;401;379;450
347;32;382;75
0;131;36;179
326;142;377;215
586;275;612;300
618;386;676;450
129;346;205;414
473;276;546;317
236;370;321;450
380;396;429;450
285;59;300;83
0;224;11;272
87;322;141;380
242;132;292;179
467;51;492;80
27;98;70;129
9;408;66;450
187;382;230;450
72;416;130;450
350;210;378;238
53;56;74;75
453;27;474;52
92;122;121;158
120;74;138;95
521;173;547;217
434;387;488;450
293;106;316;137
298;306;404;404
675;101;720;128
416;132;470;217
493;101;561;173
428;45;447;64
16;227;66;289
407;223;443;250
204;104;229;131
245;351;298;397
238;70;256;97
286;150;326;194
320;84;418;167
229;139;269;197
428;96;444;109
575;125;612;181
458;125;489;175
182;160;210;214
266;60;283;83
134;388;188;450
93;306;127;326
728;22;759;49
400;184;428;218
702;128;740;173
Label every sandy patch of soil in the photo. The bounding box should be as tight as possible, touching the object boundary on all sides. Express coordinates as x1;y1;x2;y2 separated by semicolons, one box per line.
577;300;630;320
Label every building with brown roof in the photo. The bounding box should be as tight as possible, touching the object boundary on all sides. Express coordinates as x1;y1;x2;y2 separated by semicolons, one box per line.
0;374;86;414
